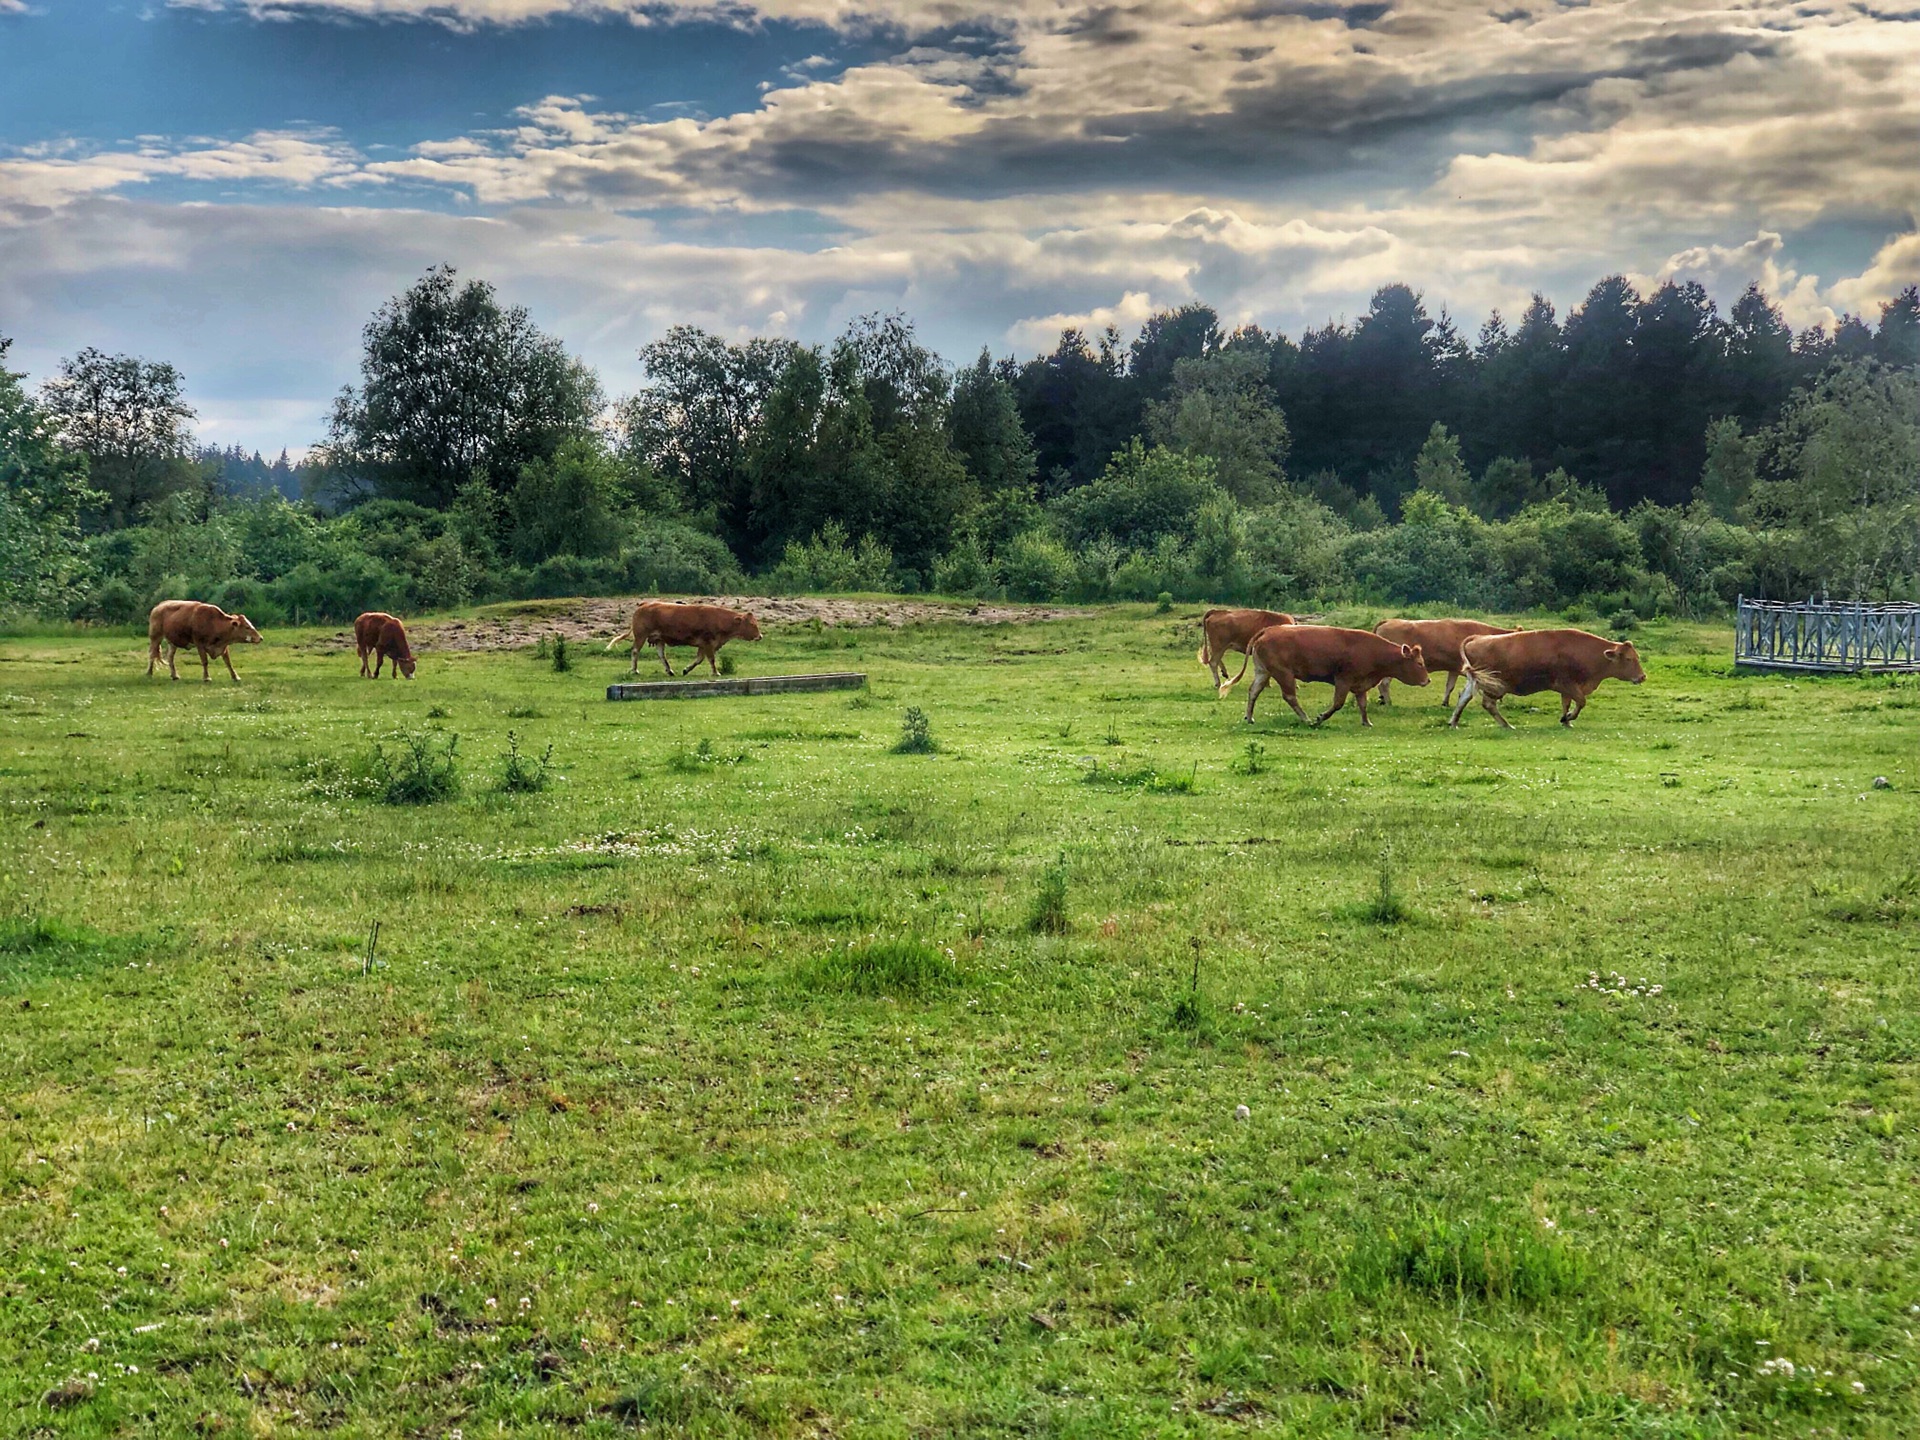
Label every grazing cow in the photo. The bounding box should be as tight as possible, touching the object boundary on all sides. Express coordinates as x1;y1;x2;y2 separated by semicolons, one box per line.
1372;617;1514;707
1198;608;1295;693
1238;624;1430;726
1450;628;1646;729
613;600;762;677
146;600;262;683
354;611;416;679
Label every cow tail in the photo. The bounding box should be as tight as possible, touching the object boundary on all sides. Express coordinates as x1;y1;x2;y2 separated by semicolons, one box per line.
1217;649;1252;698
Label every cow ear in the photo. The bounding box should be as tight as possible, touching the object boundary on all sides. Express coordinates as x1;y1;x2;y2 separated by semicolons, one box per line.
1400;643;1414;657
1604;643;1622;658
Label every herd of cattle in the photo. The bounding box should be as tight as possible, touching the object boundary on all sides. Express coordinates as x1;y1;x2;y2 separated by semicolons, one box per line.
142;596;1644;730
1198;608;1645;728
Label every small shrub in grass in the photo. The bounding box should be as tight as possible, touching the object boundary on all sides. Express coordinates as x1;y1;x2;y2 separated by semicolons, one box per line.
498;730;555;794
811;938;956;997
426;705;450;720
1342;845;1411;924
718;650;737;676
1028;853;1071;934
893;706;936;754
550;635;572;672
1607;608;1640;633
1155;591;1173;613
371;731;459;805
1344;1213;1587;1305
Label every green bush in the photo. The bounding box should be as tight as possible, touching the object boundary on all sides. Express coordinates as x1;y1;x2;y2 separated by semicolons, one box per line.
1346;490;1490;606
371;731;459;805
769;520;894;593
498;731;554;793
1027;854;1071;934
622;521;742;594
1000;529;1075;601
1053;440;1226;551
931;532;999;597
892;706;935;754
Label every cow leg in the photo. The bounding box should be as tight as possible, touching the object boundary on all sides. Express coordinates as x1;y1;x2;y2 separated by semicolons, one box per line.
1280;676;1312;726
148;639;160;677
1442;670;1459;707
1561;688;1587;725
374;652;385;678
1448;675;1477;728
221;646;240;682
1376;679;1391;707
656;640;675;676
703;645;721;677
1354;687;1372;728
198;646;211;683
1242;659;1269;722
166;643;181;681
1481;691;1514;729
1313;680;1351;727
358;645;369;677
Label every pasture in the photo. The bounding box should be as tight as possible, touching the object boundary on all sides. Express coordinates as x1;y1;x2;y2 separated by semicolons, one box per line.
2;603;1917;1437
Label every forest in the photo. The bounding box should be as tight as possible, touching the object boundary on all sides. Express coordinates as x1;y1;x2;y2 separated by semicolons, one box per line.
4;264;1918;627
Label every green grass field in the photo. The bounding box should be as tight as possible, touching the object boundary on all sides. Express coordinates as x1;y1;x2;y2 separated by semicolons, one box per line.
3;604;1917;1437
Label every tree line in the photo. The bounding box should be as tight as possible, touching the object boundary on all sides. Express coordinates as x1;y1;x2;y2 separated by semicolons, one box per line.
3;264;1917;626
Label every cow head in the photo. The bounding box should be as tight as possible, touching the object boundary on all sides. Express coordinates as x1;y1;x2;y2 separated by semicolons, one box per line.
1391;641;1431;687
398;652;417;679
229;614;263;645
741;612;763;642
1604;640;1646;684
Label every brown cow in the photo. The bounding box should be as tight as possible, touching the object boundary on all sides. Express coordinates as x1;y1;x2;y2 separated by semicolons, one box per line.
1372;617;1514;707
354;612;416;679
1199;608;1295;693
1449;628;1646;729
614;600;762;677
146;600;263;683
1238;624;1430;726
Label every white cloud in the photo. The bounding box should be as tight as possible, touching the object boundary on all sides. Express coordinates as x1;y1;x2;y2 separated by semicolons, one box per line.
0;130;364;218
7;0;1918;450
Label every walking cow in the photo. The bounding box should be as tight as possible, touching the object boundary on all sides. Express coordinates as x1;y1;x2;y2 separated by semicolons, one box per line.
1450;629;1646;728
1199;608;1295;694
146;601;263;683
1372;617;1513;708
615;600;762;677
1237;624;1430;727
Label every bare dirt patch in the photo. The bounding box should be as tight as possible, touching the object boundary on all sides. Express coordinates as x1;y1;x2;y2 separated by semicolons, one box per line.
305;595;1091;653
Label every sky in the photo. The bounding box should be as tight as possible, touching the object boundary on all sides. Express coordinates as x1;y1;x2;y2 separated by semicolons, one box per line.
1;1;1915;456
